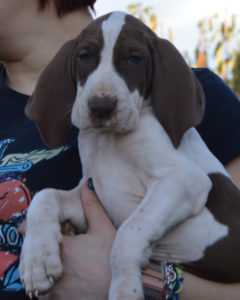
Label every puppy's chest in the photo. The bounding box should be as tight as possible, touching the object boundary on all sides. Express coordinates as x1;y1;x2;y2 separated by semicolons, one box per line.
79;132;149;227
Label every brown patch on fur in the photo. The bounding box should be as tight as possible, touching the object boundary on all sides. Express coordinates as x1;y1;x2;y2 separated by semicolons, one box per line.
151;39;205;148
25;39;77;148
182;173;240;282
113;18;153;99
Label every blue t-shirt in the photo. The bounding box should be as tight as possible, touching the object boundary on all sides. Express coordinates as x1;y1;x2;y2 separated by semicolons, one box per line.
194;68;240;165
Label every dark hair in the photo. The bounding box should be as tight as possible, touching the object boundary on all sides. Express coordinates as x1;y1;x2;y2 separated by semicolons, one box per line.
38;0;96;16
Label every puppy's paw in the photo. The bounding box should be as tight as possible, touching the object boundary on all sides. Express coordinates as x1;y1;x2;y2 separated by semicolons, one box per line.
109;273;144;300
19;224;63;296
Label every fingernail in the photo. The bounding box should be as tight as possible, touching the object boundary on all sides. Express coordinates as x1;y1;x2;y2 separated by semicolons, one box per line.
87;178;95;191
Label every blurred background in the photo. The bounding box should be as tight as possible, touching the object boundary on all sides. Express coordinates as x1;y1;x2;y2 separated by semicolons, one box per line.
94;0;240;97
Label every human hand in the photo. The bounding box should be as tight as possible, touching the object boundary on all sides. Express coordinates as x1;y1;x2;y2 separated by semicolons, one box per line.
39;180;116;300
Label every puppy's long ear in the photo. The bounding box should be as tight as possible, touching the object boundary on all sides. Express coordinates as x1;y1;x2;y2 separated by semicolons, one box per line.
151;38;205;148
25;39;77;148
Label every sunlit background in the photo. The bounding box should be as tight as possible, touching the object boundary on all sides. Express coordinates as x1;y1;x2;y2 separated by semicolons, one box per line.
94;0;240;96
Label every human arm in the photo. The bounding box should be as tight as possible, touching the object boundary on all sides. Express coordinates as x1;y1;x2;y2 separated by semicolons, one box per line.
180;270;240;300
143;261;240;300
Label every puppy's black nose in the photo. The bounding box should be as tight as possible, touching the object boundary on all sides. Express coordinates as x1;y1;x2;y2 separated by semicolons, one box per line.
88;97;117;119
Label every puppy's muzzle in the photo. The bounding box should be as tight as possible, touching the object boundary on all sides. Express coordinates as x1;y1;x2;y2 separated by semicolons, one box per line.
88;97;117;119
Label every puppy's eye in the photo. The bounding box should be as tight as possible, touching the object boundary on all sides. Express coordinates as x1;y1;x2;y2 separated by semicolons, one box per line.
77;50;94;63
127;54;142;65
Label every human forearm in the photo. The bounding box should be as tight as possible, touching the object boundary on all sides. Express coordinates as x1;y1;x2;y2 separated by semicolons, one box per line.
181;271;240;300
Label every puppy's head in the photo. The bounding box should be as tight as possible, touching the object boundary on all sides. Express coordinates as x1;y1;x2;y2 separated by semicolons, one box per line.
26;11;204;148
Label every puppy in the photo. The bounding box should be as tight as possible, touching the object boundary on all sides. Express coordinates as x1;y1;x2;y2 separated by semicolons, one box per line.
19;11;240;300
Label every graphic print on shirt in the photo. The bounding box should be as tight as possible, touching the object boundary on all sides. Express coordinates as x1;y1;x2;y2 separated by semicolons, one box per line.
0;138;68;291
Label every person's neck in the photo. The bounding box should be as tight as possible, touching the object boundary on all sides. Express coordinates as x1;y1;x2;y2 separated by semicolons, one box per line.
3;9;93;96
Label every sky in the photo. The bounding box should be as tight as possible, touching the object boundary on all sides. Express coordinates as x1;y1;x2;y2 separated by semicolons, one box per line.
94;0;240;65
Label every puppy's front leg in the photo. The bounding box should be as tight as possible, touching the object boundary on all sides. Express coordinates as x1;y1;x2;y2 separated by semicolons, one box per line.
109;163;212;300
19;179;86;297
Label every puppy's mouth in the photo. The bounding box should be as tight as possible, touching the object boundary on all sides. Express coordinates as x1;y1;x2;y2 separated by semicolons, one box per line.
88;115;116;130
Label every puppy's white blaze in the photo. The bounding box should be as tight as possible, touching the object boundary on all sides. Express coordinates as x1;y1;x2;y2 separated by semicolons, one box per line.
79;12;127;98
101;12;126;62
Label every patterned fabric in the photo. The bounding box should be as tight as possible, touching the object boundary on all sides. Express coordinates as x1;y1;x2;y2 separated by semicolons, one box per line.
0;63;82;299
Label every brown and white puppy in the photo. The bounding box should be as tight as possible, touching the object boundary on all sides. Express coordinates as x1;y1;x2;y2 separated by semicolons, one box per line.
19;12;240;300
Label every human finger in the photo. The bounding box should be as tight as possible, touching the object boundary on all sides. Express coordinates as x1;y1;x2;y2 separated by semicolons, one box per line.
80;179;116;234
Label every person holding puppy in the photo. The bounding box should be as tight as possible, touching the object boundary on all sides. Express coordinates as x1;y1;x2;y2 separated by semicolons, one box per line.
0;1;240;299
